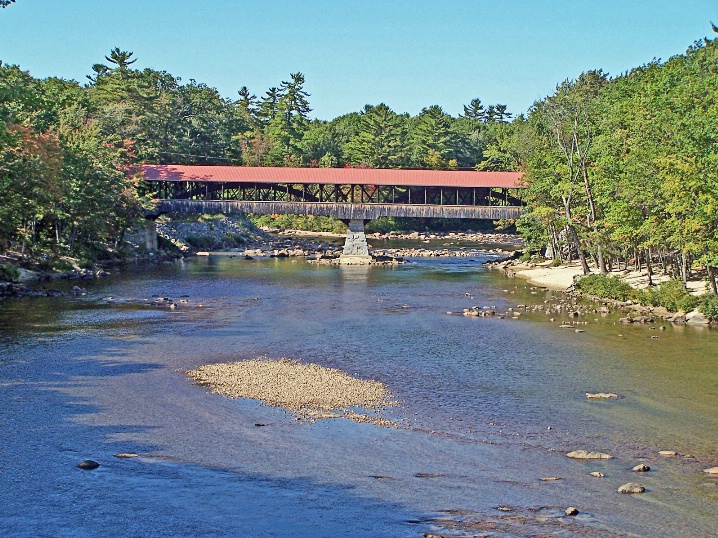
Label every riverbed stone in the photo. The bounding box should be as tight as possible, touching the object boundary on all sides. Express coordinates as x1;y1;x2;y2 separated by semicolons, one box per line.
618;482;645;494
566;450;613;460
586;392;619;399
686;310;709;325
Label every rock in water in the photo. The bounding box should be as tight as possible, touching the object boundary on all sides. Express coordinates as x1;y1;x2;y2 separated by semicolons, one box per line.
632;464;650;472
618;482;645;494
659;450;678;457
77;460;100;470
703;467;718;474
586;392;619;399
565;507;580;516
566;450;613;460
590;471;605;478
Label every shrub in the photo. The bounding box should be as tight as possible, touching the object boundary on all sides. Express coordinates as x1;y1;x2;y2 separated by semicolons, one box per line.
53;259;76;272
185;234;217;249
0;264;20;282
638;279;698;312
574;274;637;301
223;232;246;247
699;294;718;322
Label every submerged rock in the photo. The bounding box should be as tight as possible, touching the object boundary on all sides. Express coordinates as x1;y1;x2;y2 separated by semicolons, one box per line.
566;450;613;460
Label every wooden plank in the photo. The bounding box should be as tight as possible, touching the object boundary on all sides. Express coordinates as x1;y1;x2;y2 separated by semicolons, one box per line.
156;200;523;220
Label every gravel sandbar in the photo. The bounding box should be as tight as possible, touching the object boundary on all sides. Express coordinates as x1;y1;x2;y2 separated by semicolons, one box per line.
186;359;398;427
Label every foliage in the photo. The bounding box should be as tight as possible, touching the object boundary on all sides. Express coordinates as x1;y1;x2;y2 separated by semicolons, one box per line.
574;274;638;302
184;234;218;249
638;280;699;312
247;214;346;234
699;294;718;322
4;36;718;275
516;38;718;284
0;264;20;282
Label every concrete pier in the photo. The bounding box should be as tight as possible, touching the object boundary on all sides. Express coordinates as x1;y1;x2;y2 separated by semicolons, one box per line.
339;219;372;265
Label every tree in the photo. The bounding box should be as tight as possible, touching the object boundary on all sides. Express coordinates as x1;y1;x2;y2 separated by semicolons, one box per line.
345;103;407;168
461;98;485;121
410;105;455;168
105;48;137;71
535;71;608;274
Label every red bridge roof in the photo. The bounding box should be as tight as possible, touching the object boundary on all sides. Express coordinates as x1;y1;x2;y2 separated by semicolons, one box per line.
141;165;523;189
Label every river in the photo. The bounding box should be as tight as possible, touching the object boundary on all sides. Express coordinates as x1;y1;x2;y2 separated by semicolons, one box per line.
1;253;717;537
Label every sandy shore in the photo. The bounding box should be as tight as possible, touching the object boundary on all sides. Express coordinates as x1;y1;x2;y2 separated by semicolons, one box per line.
493;259;708;295
186;358;398;427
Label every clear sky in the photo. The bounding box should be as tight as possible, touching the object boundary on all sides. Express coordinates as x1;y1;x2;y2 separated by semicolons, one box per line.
1;0;717;120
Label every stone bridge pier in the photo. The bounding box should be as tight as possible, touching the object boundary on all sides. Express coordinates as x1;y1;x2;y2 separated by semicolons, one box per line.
339;219;372;265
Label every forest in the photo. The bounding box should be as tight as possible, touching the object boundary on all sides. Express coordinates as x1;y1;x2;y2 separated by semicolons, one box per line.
1;36;717;293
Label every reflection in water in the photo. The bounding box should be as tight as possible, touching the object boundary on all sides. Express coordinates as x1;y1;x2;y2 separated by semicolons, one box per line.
1;255;717;537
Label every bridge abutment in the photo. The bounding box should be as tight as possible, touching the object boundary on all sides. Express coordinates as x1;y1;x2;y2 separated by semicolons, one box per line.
339;219;372;265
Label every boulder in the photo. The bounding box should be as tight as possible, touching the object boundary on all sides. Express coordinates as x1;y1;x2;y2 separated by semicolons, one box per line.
617;482;645;494
686;310;710;325
564;507;579;516
77;459;100;470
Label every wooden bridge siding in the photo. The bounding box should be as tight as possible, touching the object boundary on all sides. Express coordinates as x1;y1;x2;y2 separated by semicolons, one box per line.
157;200;522;220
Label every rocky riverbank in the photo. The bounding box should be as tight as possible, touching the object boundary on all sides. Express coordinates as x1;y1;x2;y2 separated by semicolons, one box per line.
1;216;524;296
259;228;520;261
486;258;714;325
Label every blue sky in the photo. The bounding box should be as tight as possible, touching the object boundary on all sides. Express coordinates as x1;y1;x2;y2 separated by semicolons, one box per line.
1;0;717;120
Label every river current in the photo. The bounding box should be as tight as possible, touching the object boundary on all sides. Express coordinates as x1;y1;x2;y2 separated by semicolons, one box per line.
1;252;717;537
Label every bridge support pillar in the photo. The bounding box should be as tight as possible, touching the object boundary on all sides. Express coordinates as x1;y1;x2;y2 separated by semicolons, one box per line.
339;219;372;265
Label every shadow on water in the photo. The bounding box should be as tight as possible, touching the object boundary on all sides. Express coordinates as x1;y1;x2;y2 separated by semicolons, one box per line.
0;329;427;538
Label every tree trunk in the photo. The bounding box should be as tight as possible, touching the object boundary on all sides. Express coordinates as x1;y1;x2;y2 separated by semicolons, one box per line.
646;249;654;286
681;251;688;284
597;241;607;274
567;225;590;275
708;266;718;295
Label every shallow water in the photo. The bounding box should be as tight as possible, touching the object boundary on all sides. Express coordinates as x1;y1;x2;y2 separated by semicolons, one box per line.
1;255;717;537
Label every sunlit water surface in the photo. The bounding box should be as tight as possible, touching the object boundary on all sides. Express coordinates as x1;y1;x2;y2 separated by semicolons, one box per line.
1;254;717;537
